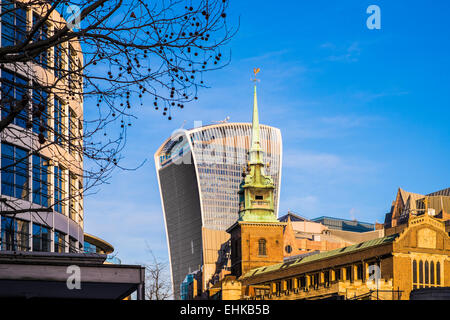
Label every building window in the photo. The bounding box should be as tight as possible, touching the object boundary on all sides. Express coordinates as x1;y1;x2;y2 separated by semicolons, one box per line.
413;260;417;289
69;172;77;221
84;241;97;254
68;44;79;89
275;281;281;293
356;264;363;280
69;236;77;253
32;223;50;252
413;259;442;289
297;276;306;289
286;278;293;291
419;260;423;287
1;0;27;47
346;266;352;282
54;43;63;78
313;273;319;289
430;261;435;285
285;244;292;254
32;86;49;138
324;270;330;286
68;108;77;154
258;238;267;256
1;216;29;251
78;180;83;225
436;262;441;285
53;97;65;146
32;13;48;68
54;166;66;214
1;143;29;199
32;154;50;206
335;268;341;281
1;69;28;128
54;230;66;253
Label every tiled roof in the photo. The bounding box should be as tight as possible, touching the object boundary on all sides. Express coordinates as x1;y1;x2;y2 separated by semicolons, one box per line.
399;188;424;208
427;188;450;197
278;211;309;222
241;234;398;279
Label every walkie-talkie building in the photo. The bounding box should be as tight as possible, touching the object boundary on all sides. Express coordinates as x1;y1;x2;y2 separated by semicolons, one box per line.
154;122;282;299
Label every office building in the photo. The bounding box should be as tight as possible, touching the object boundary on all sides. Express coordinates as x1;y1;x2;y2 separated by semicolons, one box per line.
0;2;144;299
155;99;282;299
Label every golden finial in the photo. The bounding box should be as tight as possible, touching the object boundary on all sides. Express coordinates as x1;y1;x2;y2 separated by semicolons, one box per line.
252;68;260;83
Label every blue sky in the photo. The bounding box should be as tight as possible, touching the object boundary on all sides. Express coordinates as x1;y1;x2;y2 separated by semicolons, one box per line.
84;0;450;265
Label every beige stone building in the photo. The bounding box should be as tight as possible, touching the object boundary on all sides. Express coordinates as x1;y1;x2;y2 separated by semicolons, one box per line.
214;214;450;300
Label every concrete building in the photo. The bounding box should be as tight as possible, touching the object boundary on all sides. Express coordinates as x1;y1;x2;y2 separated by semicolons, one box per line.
154;100;282;297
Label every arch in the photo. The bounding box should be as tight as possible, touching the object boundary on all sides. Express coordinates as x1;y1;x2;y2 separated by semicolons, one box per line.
413;260;417;284
425;261;429;285
419;260;424;286
436;262;441;285
430;261;435;285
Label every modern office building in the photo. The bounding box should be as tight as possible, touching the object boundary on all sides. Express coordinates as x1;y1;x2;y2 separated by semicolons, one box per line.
0;1;84;254
0;2;144;299
155;107;282;299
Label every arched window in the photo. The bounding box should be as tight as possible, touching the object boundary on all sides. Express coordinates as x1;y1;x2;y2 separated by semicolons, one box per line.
430;261;435;285
436;262;441;285
413;260;417;287
258;238;267;256
425;261;429;285
419;261;423;287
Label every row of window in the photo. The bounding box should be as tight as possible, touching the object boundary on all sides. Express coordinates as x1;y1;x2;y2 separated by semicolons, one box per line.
0;215;79;252
1;142;82;220
260;262;374;297
1;1;79;78
1;69;81;151
259;259;444;297
412;259;442;289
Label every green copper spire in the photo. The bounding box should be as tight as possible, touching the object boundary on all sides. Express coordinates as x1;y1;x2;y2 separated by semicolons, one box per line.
237;69;278;223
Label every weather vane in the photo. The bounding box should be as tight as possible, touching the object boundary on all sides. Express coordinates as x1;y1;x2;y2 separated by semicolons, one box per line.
252;68;260;83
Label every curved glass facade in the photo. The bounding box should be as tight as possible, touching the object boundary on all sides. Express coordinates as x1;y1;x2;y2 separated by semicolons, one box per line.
189;124;282;229
155;123;282;299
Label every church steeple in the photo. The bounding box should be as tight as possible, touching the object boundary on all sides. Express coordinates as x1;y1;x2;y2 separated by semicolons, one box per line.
226;69;285;278
250;84;263;165
237;69;278;223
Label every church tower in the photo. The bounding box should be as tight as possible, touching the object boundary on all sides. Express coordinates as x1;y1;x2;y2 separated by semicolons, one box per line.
227;69;285;277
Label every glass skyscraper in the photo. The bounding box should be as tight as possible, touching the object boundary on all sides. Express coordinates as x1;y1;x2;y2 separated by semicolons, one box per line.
155;122;282;299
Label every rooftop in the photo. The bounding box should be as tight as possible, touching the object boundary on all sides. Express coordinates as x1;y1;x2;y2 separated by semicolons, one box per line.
311;216;375;226
241;234;398;279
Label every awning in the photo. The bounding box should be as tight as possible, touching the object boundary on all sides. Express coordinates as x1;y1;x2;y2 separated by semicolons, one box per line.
0;251;145;299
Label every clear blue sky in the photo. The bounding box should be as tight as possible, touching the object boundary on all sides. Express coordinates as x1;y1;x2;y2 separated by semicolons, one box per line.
84;0;450;265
